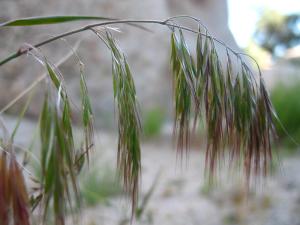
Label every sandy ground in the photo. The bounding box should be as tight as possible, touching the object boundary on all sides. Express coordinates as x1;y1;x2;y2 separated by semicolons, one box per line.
73;138;300;225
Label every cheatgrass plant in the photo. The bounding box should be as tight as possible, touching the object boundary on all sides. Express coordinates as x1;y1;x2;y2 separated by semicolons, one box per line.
0;15;278;224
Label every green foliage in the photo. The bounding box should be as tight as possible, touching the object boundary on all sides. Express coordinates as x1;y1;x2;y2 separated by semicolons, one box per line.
271;80;300;150
254;10;300;56
142;108;165;139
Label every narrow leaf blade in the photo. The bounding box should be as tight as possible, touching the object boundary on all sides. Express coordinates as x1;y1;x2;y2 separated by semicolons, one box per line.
0;16;115;27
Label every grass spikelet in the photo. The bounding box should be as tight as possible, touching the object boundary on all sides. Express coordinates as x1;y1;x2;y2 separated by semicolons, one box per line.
204;45;225;178
170;31;197;156
0;152;10;225
244;77;276;181
194;27;205;127
10;155;31;225
224;51;234;141
0;148;30;225
106;31;141;219
39;62;80;225
170;26;277;185
79;65;94;165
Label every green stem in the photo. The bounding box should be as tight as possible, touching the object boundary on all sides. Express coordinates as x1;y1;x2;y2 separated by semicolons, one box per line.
0;20;163;66
0;18;261;74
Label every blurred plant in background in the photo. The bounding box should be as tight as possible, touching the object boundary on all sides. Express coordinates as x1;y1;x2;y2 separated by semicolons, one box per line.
254;10;300;57
142;108;166;139
251;9;300;153
271;80;300;151
80;166;122;206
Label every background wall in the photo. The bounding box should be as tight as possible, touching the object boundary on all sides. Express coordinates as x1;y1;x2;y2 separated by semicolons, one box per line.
0;0;238;128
